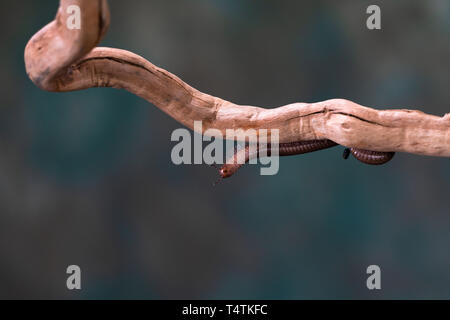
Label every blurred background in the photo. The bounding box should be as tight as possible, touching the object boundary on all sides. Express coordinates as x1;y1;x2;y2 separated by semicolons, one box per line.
0;0;449;299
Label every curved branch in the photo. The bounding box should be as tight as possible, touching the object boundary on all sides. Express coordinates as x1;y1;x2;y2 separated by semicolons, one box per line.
25;0;450;157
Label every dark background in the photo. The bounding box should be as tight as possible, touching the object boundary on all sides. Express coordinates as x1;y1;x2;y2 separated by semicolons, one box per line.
0;0;449;299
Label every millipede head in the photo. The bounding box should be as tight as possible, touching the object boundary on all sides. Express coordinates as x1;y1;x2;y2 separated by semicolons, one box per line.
219;166;233;179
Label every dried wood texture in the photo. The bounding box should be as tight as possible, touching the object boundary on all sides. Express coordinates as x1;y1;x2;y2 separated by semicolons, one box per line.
25;0;450;157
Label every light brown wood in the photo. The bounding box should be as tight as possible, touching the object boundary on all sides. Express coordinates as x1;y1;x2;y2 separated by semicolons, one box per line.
25;0;450;157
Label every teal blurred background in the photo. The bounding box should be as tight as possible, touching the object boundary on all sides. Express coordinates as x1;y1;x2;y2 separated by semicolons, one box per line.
0;0;449;299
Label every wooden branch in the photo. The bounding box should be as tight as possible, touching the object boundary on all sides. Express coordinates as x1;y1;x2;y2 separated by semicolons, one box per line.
25;0;450;157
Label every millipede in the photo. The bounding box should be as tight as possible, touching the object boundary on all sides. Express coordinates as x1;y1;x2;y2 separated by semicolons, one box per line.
218;140;395;180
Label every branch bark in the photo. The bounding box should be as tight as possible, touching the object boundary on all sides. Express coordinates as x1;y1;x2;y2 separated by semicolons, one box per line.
25;0;450;157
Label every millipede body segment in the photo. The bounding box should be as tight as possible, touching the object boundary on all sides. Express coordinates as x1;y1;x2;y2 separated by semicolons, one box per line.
219;140;395;179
